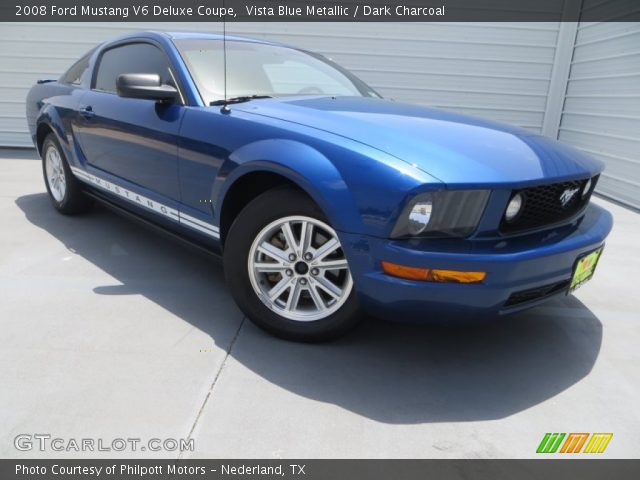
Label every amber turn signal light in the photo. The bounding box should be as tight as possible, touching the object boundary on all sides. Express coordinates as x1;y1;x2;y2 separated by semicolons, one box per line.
381;261;486;284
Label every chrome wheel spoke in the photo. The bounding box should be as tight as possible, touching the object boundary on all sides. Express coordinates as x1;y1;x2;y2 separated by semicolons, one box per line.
286;281;302;311
268;277;291;301
313;238;339;262
313;275;342;300
317;258;349;270
299;221;312;255
257;242;290;264
307;284;327;312
254;262;286;273
281;222;298;255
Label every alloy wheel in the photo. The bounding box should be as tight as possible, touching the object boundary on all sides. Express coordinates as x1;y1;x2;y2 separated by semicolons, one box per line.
248;215;353;322
45;145;66;202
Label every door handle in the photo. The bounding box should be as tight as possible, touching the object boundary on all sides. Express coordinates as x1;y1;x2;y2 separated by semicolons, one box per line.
79;105;94;119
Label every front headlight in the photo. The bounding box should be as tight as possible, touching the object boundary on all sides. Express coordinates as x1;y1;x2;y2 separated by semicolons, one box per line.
391;190;490;238
582;177;592;198
407;199;433;235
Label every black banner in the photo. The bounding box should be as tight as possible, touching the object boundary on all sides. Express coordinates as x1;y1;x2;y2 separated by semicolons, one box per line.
2;0;640;22
3;460;640;480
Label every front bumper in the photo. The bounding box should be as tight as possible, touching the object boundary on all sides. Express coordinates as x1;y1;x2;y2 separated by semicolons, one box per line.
340;203;613;322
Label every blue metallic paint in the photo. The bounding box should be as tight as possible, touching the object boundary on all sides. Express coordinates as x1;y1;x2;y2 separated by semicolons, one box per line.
74;92;184;200
232;96;604;187
26;31;613;322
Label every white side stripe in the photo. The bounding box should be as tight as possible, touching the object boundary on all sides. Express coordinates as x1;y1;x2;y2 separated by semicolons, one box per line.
70;166;220;239
179;216;219;236
180;212;220;233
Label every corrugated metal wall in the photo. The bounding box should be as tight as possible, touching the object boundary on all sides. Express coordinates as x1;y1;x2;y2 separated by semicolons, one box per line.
1;21;639;207
0;22;560;146
558;21;640;208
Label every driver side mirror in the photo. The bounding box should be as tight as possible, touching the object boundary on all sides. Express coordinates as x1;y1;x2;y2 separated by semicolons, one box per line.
116;73;178;102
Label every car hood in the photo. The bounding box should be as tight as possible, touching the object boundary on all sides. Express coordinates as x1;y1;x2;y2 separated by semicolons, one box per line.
234;96;603;186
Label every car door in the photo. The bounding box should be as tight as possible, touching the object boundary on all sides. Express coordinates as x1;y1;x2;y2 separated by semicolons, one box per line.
73;41;184;202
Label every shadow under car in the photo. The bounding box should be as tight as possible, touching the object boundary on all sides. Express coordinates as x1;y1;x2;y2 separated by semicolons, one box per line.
16;192;603;424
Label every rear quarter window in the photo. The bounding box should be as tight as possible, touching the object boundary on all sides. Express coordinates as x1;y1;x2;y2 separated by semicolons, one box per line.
60;48;95;85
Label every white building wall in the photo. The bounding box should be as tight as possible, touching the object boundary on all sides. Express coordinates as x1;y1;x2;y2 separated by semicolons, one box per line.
558;21;640;208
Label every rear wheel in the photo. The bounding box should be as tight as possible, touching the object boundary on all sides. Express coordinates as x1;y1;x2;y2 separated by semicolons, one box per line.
41;133;91;214
224;187;360;342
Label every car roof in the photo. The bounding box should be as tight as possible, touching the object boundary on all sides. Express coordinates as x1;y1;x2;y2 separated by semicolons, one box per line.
118;30;294;48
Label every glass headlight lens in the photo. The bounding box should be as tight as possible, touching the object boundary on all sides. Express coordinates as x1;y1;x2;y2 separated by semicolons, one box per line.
582;178;592;198
407;200;433;235
391;190;490;238
505;193;523;222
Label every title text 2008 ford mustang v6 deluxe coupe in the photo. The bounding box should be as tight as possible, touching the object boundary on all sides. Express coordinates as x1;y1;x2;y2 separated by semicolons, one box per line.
26;31;612;341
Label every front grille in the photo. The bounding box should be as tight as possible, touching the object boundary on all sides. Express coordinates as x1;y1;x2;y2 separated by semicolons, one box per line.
504;279;571;308
500;176;598;234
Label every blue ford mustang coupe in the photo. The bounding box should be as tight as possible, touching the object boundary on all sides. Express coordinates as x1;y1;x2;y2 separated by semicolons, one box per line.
26;31;613;341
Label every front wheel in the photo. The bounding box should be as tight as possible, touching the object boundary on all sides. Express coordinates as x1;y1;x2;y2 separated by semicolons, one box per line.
223;187;360;342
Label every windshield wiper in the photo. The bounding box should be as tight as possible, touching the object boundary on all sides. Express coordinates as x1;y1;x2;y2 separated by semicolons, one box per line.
210;95;272;106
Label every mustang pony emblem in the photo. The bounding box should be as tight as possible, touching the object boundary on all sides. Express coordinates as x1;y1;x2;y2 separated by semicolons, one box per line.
559;187;579;206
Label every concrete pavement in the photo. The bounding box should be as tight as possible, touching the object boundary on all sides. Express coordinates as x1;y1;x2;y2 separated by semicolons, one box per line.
1;150;638;458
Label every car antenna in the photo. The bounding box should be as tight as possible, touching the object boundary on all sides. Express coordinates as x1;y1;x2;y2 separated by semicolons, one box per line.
220;0;230;114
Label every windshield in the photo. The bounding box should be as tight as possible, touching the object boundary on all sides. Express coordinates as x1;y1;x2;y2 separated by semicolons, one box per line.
174;39;380;104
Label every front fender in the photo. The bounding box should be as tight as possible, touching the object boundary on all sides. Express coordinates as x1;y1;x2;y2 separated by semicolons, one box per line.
214;139;363;233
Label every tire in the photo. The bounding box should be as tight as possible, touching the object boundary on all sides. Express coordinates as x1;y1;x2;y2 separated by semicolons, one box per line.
224;187;361;342
41;133;91;214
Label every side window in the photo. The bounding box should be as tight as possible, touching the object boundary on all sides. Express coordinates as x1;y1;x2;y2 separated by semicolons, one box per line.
60;48;94;85
94;43;173;94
